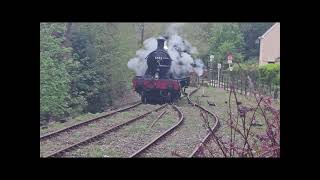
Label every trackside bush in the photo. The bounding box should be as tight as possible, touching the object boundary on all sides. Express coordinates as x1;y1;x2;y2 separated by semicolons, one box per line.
259;64;280;86
231;63;279;86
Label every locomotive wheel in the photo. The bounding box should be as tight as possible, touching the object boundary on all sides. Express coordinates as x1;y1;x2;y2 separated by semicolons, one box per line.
141;91;147;104
142;95;148;104
166;92;173;104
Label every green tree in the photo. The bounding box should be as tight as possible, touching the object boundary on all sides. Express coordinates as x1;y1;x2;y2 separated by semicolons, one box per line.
40;23;72;121
67;24;97;116
239;23;274;60
110;23;138;96
65;23;139;114
68;23;113;113
207;23;245;69
181;23;210;58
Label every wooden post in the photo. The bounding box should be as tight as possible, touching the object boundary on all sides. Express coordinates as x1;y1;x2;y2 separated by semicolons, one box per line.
222;76;224;90
216;72;218;88
244;78;247;96
217;73;219;88
222;75;224;89
264;84;267;95
252;80;255;96
218;73;220;88
222;76;224;89
274;86;278;99
223;76;225;90
236;79;239;93
228;76;230;91
227;76;229;91
223;75;224;88
216;72;217;87
213;71;215;87
216;72;217;88
240;76;243;95
219;73;221;88
213;72;215;87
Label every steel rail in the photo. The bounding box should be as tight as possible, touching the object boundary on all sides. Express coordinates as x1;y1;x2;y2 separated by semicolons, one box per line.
43;104;167;158
187;88;220;157
129;105;184;158
40;102;142;140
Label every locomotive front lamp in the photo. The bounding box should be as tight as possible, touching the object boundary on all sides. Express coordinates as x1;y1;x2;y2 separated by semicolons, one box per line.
155;72;159;80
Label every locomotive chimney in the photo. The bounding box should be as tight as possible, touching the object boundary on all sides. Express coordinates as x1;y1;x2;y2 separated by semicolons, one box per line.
157;38;165;50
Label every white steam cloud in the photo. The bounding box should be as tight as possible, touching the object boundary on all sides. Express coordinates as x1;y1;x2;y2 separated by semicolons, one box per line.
193;59;205;77
166;23;185;36
127;37;157;76
127;23;205;78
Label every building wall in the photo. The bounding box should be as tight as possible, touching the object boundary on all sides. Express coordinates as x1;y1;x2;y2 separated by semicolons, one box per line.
259;23;280;66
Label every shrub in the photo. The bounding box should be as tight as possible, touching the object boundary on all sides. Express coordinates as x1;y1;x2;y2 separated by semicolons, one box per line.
230;63;279;87
258;64;280;86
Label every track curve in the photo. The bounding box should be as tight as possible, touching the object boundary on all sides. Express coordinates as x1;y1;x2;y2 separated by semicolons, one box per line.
187;87;220;157
129;105;184;158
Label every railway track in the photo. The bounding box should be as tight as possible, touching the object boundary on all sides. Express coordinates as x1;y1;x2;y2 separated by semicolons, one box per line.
127;87;220;158
40;101;142;140
129;105;184;158
186;87;221;158
61;88;196;158
186;87;264;157
41;86;221;158
191;88;261;146
125;88;199;157
43;104;167;158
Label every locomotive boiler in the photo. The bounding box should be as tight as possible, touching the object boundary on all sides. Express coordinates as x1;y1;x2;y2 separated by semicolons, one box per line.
132;38;190;104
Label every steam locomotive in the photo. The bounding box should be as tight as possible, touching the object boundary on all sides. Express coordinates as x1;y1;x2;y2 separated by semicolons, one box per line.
132;38;190;104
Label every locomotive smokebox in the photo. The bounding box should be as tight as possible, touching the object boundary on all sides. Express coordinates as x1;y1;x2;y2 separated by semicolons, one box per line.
157;39;165;50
